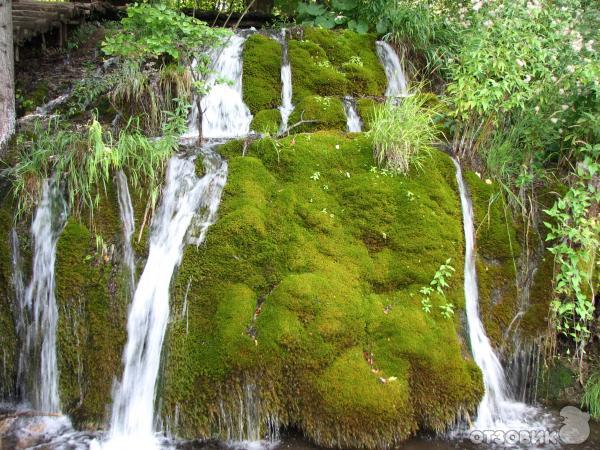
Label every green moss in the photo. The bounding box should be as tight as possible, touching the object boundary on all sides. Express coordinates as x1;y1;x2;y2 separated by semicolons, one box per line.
55;185;129;426
162;134;482;448
0;197;17;399
288;39;348;102
243;34;282;114
250;109;281;135
302;28;387;97
356;98;379;131
288;96;346;133
538;362;576;403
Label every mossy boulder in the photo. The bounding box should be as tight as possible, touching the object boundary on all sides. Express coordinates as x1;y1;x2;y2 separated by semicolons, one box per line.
161;133;483;448
288;96;346;133
356;98;379;131
243;34;282;114
250;109;281;135
288;28;386;105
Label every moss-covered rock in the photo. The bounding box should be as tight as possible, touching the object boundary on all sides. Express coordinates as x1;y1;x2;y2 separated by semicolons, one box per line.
288;28;386;105
250;109;281;135
288;96;346;133
0;197;18;400
161;133;483;448
356;98;379;131
55;186;130;427
243;34;282;114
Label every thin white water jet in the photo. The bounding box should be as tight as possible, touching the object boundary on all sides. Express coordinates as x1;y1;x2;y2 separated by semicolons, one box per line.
201;34;253;139
105;150;228;449
343;96;362;132
278;29;294;133
453;158;542;433
376;41;408;99
115;171;136;298
17;181;67;413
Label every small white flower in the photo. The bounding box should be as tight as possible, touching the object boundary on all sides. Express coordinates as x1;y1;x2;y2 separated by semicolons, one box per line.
484;19;493;28
485;179;492;185
567;65;575;73
559;88;565;95
516;59;526;67
524;74;531;83
550;117;559;124
534;106;540;113
562;104;569;111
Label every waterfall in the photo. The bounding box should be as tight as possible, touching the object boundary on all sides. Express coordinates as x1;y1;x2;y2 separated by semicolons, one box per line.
343;96;362;132
278;29;294;133
201;34;253;139
115;170;136;298
453;159;542;432
104;151;228;449
376;41;408;99
17;181;67;413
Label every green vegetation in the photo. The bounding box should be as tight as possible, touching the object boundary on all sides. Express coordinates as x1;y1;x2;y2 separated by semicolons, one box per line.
288;96;346;133
2;110;186;219
250;109;281;135
160;132;483;447
288;27;386;103
544;144;599;353
369;94;440;174
582;372;600;419
242;34;282;114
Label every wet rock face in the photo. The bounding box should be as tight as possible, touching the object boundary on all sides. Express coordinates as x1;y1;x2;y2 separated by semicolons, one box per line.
0;413;72;449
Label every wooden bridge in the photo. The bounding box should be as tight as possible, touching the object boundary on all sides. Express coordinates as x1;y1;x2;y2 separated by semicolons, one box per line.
12;0;115;48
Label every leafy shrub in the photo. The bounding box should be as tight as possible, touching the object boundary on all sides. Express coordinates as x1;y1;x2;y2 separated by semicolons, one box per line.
369;92;440;174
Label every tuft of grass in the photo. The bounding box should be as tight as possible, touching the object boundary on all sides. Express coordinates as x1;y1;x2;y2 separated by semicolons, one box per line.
2;104;187;219
582;373;600;419
369;91;440;174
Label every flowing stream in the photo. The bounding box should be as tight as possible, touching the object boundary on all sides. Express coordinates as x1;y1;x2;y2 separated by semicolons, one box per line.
278;29;294;133
17;180;67;413
342;96;362;132
201;34;253;139
453;158;544;432
104;153;227;449
115;171;136;298
376;41;408;99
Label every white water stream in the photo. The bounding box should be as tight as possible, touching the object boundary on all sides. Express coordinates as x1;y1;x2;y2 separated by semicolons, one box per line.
376;41;408;99
453;159;545;434
104;152;227;449
278;29;294;133
17;181;67;413
342;96;362;132
115;170;136;298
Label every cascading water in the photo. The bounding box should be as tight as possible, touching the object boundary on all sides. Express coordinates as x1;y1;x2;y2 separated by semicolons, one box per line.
17;181;67;413
342;96;362;132
201;34;253;139
453;158;543;433
104;152;228;449
116;170;136;298
376;41;408;99
278;29;294;133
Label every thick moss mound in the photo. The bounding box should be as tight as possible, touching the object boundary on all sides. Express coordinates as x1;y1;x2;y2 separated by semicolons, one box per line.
250;109;281;135
243;34;282;114
356;98;378;131
162;133;483;448
288;28;386;104
288;96;346;133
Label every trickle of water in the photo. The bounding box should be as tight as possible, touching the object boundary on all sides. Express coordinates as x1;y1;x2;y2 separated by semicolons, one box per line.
201;35;253;139
453;158;545;433
104;150;228;449
342;96;362;132
17;181;67;413
278;29;294;134
116;171;136;298
376;41;408;99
